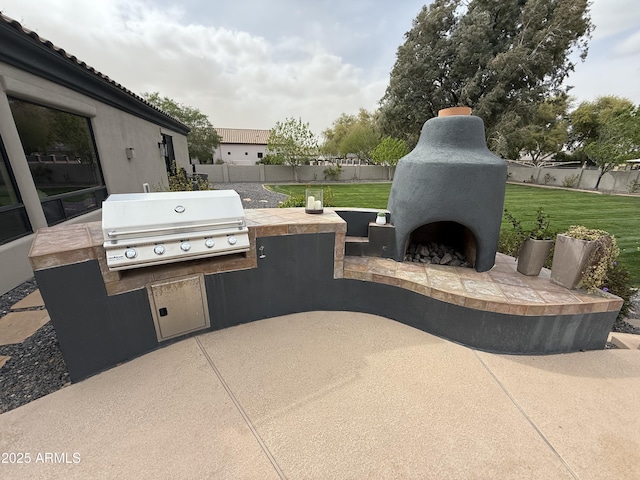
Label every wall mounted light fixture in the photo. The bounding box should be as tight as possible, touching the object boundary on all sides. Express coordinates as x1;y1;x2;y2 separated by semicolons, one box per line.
158;142;167;157
125;147;135;160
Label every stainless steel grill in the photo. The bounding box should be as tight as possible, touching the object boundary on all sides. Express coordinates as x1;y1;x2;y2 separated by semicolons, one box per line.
102;190;250;271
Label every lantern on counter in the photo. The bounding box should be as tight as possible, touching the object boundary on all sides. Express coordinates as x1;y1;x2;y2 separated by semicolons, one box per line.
305;188;324;214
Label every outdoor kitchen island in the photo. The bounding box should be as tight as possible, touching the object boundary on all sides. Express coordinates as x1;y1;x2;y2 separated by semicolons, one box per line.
29;208;623;382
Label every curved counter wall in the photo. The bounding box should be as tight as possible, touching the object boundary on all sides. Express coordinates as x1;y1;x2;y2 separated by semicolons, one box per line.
29;208;622;382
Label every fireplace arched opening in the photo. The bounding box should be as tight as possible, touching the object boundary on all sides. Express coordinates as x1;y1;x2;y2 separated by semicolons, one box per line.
404;221;477;268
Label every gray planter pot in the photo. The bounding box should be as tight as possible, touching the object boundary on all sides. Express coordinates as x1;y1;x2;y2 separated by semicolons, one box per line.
517;239;553;276
550;234;597;289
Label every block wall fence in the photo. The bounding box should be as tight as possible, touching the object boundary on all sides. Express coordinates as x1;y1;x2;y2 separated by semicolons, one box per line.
195;164;640;194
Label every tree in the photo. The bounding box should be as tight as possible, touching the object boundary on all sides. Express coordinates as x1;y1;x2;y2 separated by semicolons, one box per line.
321;109;380;161
142;92;220;164
494;95;570;163
379;0;593;149
569;96;635;149
371;137;409;166
570;98;640;189
266;117;318;167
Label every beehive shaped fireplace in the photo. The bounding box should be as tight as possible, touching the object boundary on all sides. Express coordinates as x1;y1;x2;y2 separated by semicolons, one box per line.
387;109;507;272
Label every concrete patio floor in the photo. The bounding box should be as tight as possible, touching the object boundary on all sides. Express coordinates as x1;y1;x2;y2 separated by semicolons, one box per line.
1;311;639;479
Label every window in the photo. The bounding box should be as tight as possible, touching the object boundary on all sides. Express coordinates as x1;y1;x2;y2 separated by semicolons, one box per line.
257;152;263;159
0;135;32;244
160;134;175;173
227;152;231;155
9;97;107;226
245;152;248;156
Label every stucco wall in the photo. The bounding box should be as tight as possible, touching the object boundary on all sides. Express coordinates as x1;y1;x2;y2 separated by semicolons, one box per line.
507;165;640;193
196;163;637;193
0;65;189;197
264;166;295;182
227;165;262;182
195;164;396;183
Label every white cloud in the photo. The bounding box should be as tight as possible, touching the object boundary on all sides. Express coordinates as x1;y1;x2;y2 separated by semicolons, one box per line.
590;0;640;39
566;48;640;104
1;0;386;134
615;29;640;57
3;0;639;136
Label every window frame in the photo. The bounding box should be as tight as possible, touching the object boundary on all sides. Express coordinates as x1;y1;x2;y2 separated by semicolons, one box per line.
0;134;33;244
8;96;108;226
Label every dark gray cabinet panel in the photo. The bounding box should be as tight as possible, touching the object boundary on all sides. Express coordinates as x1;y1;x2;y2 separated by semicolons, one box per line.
35;261;157;381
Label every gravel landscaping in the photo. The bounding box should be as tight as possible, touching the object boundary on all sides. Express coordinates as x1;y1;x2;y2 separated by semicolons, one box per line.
1;183;639;413
0;279;71;414
222;182;288;209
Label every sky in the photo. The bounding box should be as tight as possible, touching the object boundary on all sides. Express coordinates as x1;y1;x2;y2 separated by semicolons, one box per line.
2;0;640;138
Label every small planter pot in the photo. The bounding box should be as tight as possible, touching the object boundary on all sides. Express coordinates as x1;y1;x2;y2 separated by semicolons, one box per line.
376;214;387;225
550;234;597;289
516;239;553;276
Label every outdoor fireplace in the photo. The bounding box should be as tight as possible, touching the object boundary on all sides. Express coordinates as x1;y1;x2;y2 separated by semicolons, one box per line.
387;108;507;272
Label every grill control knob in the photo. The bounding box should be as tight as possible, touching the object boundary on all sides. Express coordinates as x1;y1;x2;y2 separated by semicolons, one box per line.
180;241;191;252
227;236;237;246
125;248;137;259
153;245;165;255
204;238;215;248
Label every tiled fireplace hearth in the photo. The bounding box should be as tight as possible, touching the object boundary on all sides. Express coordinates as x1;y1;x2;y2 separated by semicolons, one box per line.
30;208;622;382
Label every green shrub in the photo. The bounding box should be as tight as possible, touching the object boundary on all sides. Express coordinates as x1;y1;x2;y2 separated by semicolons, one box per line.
562;174;579;188
501;208;555;260
497;229;522;258
155;162;213;191
323;164;342;181
564;225;619;293
603;262;633;319
278;195;305;207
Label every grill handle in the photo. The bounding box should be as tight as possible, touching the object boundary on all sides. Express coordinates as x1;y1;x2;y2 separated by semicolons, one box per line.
107;219;245;238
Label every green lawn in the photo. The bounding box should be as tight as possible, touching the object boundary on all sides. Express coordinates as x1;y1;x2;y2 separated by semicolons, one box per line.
268;183;393;209
267;183;640;285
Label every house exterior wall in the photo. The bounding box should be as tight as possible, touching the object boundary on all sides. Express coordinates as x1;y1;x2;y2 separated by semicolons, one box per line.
0;63;189;294
215;143;266;166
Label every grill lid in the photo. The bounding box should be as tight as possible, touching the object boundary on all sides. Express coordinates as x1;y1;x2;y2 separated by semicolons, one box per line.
102;190;246;243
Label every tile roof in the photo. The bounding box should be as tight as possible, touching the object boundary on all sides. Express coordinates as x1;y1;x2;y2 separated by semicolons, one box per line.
0;13;187;132
216;128;270;145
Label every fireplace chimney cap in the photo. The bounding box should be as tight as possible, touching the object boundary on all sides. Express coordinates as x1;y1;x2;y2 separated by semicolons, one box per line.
438;106;472;117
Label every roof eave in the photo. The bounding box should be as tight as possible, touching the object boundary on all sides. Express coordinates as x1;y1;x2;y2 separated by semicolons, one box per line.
0;17;190;135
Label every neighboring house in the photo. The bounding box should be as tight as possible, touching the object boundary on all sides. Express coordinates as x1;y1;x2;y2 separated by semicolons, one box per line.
214;128;269;165
0;14;190;295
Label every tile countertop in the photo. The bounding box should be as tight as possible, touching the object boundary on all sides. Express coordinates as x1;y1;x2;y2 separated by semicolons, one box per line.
343;253;623;317
28;208;347;296
27;208;622;317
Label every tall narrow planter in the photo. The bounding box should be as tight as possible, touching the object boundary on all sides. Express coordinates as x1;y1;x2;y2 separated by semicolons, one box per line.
517;239;553;276
550;234;597;289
